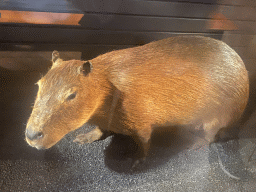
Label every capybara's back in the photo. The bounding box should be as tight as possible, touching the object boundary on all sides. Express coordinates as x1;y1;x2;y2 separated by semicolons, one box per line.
25;36;249;165
104;36;249;142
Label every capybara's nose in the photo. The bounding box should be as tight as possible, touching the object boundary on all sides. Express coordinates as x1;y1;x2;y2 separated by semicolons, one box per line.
26;127;44;141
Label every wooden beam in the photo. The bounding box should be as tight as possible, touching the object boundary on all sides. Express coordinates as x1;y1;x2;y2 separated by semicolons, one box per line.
0;10;83;26
208;13;237;31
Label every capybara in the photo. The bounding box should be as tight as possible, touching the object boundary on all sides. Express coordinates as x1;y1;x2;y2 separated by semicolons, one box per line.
25;36;249;166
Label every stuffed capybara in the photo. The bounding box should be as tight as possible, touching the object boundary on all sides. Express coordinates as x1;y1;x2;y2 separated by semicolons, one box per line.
25;36;249;166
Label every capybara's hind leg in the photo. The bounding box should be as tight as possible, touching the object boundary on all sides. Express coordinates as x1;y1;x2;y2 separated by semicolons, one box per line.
73;126;103;144
203;118;223;143
131;126;152;168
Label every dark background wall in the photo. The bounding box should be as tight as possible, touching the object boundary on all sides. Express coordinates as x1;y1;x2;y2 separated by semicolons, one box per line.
0;0;256;74
0;1;256;191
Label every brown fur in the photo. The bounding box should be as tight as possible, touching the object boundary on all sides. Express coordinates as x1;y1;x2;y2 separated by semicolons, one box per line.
25;36;249;160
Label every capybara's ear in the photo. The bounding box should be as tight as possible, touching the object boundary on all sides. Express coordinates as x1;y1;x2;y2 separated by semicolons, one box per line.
80;61;92;76
52;50;62;68
52;50;60;63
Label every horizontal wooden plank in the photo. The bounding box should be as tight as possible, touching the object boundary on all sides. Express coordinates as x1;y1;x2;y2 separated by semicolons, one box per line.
1;15;210;32
0;10;83;25
72;1;256;21
2;0;256;21
0;0;81;13
78;13;256;34
71;1;218;18
0;26;224;45
152;0;256;7
2;27;256;55
1;12;255;37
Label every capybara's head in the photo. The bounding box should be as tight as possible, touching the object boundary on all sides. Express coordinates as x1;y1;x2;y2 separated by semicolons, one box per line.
25;51;107;149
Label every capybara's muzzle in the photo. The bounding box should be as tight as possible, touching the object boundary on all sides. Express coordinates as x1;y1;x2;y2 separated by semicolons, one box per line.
25;126;44;141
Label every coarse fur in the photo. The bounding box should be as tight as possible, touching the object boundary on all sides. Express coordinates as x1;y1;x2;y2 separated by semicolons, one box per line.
25;36;249;161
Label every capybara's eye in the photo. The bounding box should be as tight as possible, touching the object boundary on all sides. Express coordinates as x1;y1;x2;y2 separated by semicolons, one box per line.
66;92;77;101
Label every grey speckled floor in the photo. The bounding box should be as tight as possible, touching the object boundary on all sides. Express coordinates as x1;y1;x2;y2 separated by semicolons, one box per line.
1;68;256;192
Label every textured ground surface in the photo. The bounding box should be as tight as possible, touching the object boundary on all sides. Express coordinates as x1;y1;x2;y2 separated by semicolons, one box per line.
1;68;256;192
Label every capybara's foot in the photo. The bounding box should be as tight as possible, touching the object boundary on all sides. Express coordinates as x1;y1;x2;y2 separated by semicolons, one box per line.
73;127;103;144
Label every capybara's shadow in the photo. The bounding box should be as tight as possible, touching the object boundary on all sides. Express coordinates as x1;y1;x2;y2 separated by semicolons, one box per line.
104;126;195;173
45;124;200;175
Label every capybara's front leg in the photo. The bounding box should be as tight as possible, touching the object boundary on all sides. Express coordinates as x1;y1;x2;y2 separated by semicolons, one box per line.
73;126;103;144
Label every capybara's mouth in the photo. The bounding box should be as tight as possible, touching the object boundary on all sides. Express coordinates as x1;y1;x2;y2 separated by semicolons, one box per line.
25;136;46;150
